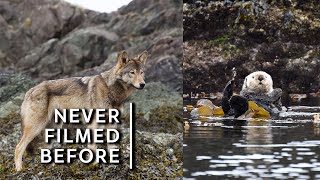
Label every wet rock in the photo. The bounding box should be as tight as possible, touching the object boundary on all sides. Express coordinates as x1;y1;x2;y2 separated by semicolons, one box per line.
183;1;320;94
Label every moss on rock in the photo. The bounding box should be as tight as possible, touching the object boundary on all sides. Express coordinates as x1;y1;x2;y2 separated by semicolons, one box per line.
0;112;20;136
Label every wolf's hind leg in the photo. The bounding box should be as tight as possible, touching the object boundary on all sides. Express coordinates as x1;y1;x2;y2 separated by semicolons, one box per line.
39;121;62;169
40;119;63;149
15;117;47;171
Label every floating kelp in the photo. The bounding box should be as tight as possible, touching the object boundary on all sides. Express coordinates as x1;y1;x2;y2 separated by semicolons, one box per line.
188;99;270;120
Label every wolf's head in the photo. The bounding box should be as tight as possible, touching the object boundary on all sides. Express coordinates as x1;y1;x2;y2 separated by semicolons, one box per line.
116;51;148;89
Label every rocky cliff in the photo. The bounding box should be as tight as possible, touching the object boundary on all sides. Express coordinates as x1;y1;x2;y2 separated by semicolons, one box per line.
0;0;182;91
183;0;320;95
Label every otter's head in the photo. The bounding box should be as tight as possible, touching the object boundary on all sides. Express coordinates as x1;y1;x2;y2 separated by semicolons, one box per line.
242;71;273;94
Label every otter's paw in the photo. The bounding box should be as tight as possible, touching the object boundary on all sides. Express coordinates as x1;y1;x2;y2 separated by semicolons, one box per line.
229;95;249;118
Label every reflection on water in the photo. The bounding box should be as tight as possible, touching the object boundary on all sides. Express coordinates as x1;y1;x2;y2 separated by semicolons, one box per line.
183;98;320;179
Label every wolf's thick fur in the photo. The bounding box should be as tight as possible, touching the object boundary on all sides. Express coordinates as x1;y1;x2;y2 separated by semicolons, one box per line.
14;51;147;171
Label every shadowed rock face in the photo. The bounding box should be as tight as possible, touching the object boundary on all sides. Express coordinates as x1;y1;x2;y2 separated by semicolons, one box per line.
183;0;320;94
0;0;183;91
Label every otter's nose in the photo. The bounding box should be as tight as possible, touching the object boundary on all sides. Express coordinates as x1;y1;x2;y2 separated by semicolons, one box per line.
258;76;264;81
140;83;145;89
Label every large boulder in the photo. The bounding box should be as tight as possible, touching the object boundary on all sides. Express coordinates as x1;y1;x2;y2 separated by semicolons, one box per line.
0;0;87;66
16;27;119;79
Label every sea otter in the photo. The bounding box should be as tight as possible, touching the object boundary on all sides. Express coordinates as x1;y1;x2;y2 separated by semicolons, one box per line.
222;70;284;118
241;71;273;94
240;71;283;113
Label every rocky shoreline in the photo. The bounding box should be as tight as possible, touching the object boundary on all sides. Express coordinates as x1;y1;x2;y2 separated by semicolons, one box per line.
183;0;320;94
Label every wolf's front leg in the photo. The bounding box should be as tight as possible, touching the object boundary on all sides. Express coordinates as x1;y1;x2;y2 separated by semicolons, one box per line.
87;122;99;153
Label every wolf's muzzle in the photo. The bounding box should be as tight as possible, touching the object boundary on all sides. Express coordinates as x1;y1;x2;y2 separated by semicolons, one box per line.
138;83;145;89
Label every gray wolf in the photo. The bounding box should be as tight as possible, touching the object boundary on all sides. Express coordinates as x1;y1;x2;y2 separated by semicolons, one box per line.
14;50;147;171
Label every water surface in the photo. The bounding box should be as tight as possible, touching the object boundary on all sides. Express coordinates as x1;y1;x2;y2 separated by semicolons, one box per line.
183;97;320;179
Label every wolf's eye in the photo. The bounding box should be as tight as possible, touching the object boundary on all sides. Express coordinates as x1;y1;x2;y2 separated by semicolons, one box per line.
252;76;254;79
130;71;135;75
140;71;144;74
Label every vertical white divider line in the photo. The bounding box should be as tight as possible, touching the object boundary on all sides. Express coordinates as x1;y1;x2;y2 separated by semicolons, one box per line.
130;103;133;169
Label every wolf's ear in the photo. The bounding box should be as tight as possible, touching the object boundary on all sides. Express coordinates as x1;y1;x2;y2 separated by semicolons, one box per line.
118;51;129;66
138;51;148;65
